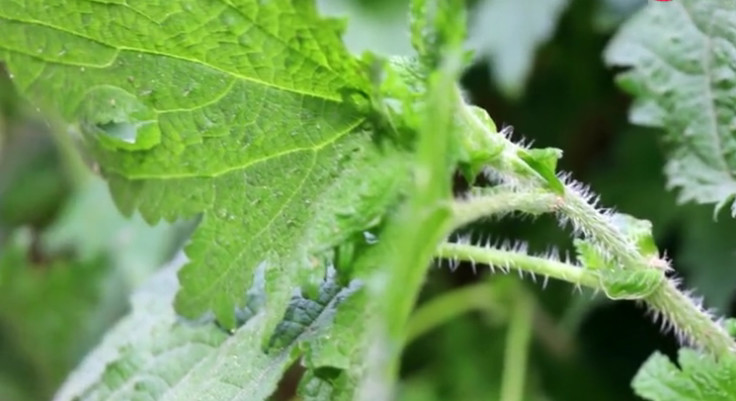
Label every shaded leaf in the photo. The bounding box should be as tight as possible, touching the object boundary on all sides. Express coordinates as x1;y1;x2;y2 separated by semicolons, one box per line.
605;0;736;216
598;269;664;301
517;147;564;194
609;213;658;258
55;259;362;401
633;349;736;401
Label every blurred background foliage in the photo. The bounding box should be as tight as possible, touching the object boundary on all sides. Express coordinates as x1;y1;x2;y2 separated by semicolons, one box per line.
1;0;735;400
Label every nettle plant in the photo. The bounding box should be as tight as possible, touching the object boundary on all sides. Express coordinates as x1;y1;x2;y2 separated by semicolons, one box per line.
2;0;736;400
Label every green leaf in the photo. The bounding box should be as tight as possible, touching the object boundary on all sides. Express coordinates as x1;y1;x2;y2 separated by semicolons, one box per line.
0;1;408;328
632;349;736;401
598;269;664;300
55;259;362;401
574;212;660;269
609;213;658;257
457;106;502;182
468;0;571;97
605;0;736;216
573;212;665;300
296;287;367;400
298;369;353;401
52;257;183;401
574;238;607;270
516;147;564;194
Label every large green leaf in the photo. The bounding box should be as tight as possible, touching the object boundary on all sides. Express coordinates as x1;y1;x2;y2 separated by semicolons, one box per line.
54;258;362;401
0;1;406;327
605;0;736;215
632;349;736;401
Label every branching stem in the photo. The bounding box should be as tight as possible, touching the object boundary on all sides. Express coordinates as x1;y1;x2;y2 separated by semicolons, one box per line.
456;98;736;355
451;188;559;228
436;242;599;289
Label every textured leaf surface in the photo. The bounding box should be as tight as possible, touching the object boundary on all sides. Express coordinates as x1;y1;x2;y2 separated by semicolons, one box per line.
55;258;361;401
0;1;406;327
605;0;736;215
296;288;367;401
633;349;736;401
468;0;571;97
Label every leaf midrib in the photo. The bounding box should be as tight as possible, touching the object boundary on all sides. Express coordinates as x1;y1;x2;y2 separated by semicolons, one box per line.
674;1;733;177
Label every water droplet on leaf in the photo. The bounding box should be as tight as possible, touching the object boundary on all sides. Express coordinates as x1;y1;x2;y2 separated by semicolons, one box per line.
78;86;161;151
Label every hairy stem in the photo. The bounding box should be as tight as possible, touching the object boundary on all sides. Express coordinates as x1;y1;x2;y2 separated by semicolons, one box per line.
500;285;533;401
647;281;735;354
436;242;600;289
452;188;559;228
361;50;464;396
557;194;638;265
457;98;736;354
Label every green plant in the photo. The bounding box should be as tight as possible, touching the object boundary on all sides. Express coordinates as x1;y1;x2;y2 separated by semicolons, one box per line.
1;0;736;400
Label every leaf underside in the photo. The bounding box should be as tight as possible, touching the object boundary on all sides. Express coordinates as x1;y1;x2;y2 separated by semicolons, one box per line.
605;0;736;216
633;349;736;401
53;258;362;401
0;0;407;328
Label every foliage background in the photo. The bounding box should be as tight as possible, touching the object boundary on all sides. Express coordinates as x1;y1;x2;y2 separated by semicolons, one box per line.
1;0;734;400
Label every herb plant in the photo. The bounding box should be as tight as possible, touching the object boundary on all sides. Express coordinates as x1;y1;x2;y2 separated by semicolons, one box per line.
1;0;736;400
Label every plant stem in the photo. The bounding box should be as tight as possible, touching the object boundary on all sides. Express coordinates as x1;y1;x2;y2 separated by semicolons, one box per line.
436;242;600;289
557;194;638;265
500;284;533;401
647;281;736;354
451;188;559;228
360;50;463;396
457;98;736;354
405;281;502;345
